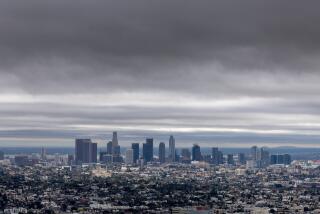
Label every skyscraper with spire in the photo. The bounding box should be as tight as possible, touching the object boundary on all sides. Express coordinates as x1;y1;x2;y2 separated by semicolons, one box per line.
112;131;118;148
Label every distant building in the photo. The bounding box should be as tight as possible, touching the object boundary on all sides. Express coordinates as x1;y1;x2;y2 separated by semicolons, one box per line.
131;143;139;163
113;145;120;155
107;141;113;154
91;143;97;163
259;147;270;168
112;155;123;163
227;154;234;165
277;154;284;164
251;146;258;161
246;160;257;169
175;150;180;162
192;144;202;161
0;151;4;160
169;135;175;162
283;154;291;165
143;138;153;162
159;142;166;164
112;131;118;148
67;154;74;165
211;147;224;164
203;154;212;163
181;148;191;164
41;147;46;160
270;154;278;165
238;153;246;165
99;151;107;162
270;154;291;165
125;149;134;164
112;145;122;163
102;154;113;164
250;146;269;168
15;155;29;166
75;139;97;165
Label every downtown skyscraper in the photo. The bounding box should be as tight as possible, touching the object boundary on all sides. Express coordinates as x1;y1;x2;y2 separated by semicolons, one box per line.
192;144;202;161
159;142;166;164
131;143;139;164
169;135;175;162
112;131;119;154
143;138;153;163
75;139;97;165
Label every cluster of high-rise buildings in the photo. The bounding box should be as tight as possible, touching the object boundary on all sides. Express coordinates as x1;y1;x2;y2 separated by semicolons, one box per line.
73;132;292;168
74;132;177;165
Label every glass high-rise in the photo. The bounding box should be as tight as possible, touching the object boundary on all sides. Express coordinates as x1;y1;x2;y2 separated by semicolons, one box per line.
131;143;139;163
192;144;202;161
159;142;166;164
143;138;153;162
75;139;97;165
107;141;113;154
169;135;175;162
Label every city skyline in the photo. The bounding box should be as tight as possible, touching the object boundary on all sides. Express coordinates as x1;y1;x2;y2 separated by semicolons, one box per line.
1;1;320;147
2;1;320;213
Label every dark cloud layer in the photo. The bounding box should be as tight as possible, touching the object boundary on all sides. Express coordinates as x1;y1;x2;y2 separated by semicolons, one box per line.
0;0;320;146
1;0;320;94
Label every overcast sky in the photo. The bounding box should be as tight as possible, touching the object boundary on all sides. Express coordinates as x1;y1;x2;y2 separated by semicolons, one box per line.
1;0;320;147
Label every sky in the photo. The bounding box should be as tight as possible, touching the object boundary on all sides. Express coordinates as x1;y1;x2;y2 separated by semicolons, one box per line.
1;0;320;147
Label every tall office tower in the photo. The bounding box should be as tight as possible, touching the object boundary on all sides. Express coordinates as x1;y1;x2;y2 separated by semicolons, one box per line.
143;138;153;162
238;153;246;165
251;146;258;160
125;149;134;164
159;142;166;164
217;151;224;164
260;147;270;168
41;147;46;160
91;143;98;163
75;139;97;165
131;143;139;163
212;147;219;164
227;154;234;165
181;148;191;163
112;131;119;147
112;144;122;163
283;154;291;165
169;135;175;162
75;139;91;164
0;150;4;160
107;141;113;154
192;144;202;161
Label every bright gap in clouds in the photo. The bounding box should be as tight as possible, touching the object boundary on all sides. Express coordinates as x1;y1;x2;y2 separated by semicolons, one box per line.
0;91;320;147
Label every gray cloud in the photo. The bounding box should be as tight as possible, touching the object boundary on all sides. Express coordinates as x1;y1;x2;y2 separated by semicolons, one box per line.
0;0;320;146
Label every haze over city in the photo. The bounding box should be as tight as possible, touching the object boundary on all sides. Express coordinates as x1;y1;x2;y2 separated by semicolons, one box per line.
1;0;320;147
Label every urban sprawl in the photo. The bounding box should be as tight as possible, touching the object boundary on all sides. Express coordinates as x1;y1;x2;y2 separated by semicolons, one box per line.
1;132;320;213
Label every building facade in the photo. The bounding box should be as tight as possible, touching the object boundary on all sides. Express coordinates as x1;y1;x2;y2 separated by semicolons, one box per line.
75;139;97;165
159;142;166;164
143;138;153;162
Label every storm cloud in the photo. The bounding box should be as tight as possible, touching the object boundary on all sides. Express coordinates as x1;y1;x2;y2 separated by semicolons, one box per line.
0;0;320;147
